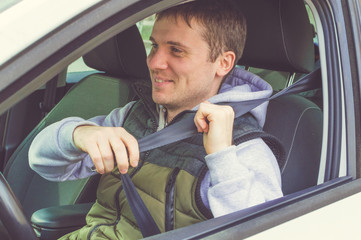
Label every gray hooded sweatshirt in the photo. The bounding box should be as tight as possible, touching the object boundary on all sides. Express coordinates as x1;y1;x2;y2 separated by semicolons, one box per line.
29;67;283;218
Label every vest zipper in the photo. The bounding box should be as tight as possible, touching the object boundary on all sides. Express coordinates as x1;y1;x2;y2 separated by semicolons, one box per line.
87;183;123;240
194;166;214;219
164;167;180;232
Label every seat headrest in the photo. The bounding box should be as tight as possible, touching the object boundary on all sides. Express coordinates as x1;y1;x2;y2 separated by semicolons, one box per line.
237;0;315;73
83;25;150;79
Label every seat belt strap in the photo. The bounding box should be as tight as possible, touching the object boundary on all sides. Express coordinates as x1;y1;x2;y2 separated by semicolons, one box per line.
40;76;58;118
122;67;321;237
120;173;161;236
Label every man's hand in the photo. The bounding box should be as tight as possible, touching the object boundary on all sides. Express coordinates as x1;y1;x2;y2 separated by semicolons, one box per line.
73;126;139;174
194;102;235;155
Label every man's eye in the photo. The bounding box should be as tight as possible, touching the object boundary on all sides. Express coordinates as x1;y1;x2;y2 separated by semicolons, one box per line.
171;46;182;53
151;43;158;49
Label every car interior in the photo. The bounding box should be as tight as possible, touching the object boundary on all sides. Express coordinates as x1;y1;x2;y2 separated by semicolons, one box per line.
0;0;325;239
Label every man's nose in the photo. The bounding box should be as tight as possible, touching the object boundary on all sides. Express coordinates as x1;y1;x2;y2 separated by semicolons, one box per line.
147;48;168;70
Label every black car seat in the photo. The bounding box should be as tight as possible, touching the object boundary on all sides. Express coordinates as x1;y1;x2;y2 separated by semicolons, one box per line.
237;0;323;195
3;25;150;218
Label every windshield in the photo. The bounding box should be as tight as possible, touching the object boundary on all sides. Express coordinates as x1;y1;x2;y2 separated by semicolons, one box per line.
0;0;21;13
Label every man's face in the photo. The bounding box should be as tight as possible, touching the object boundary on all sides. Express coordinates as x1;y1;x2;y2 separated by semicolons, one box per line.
147;16;223;113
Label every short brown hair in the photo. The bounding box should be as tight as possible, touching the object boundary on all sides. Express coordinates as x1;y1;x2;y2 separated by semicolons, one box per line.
156;0;247;64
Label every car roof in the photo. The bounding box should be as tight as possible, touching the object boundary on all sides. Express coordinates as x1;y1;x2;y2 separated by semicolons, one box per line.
0;0;101;66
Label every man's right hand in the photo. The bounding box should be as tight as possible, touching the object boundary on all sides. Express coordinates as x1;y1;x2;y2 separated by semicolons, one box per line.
73;126;139;174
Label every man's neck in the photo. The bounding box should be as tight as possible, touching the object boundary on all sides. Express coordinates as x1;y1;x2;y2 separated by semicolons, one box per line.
166;109;184;124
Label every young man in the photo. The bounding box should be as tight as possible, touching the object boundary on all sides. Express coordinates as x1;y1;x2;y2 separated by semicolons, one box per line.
29;0;283;239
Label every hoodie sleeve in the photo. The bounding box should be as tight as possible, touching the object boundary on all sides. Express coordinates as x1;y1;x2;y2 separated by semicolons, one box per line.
28;102;136;182
203;138;283;217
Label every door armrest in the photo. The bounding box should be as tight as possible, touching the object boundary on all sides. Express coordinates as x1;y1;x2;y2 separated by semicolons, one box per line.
31;202;93;239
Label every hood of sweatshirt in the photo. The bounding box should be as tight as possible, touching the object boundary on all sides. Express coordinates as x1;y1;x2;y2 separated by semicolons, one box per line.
201;67;273;127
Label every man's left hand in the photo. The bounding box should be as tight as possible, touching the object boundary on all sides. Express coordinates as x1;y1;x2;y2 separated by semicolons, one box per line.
194;101;235;154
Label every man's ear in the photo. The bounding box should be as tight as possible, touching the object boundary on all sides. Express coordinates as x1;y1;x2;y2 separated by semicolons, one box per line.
216;51;236;77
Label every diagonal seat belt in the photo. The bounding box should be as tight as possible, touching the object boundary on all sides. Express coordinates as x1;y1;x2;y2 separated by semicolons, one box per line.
120;173;161;236
121;68;321;237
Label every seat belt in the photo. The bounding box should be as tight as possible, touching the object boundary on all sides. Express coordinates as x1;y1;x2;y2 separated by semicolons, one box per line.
120;173;162;236
40;76;58;118
40;68;67;118
121;67;321;237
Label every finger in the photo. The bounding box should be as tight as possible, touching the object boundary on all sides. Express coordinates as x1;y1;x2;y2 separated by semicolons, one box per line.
86;142;105;174
120;131;139;168
109;137;129;174
194;115;209;133
194;115;204;132
97;139;115;173
194;103;210;132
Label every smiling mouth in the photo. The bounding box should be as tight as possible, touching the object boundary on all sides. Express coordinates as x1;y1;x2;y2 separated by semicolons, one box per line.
155;79;166;83
154;78;173;83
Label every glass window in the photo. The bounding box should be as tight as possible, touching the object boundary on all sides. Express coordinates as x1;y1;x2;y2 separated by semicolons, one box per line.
136;15;155;55
66;57;98;84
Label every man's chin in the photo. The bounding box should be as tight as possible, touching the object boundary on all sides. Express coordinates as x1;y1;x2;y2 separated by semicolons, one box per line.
152;93;168;104
152;96;168;106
